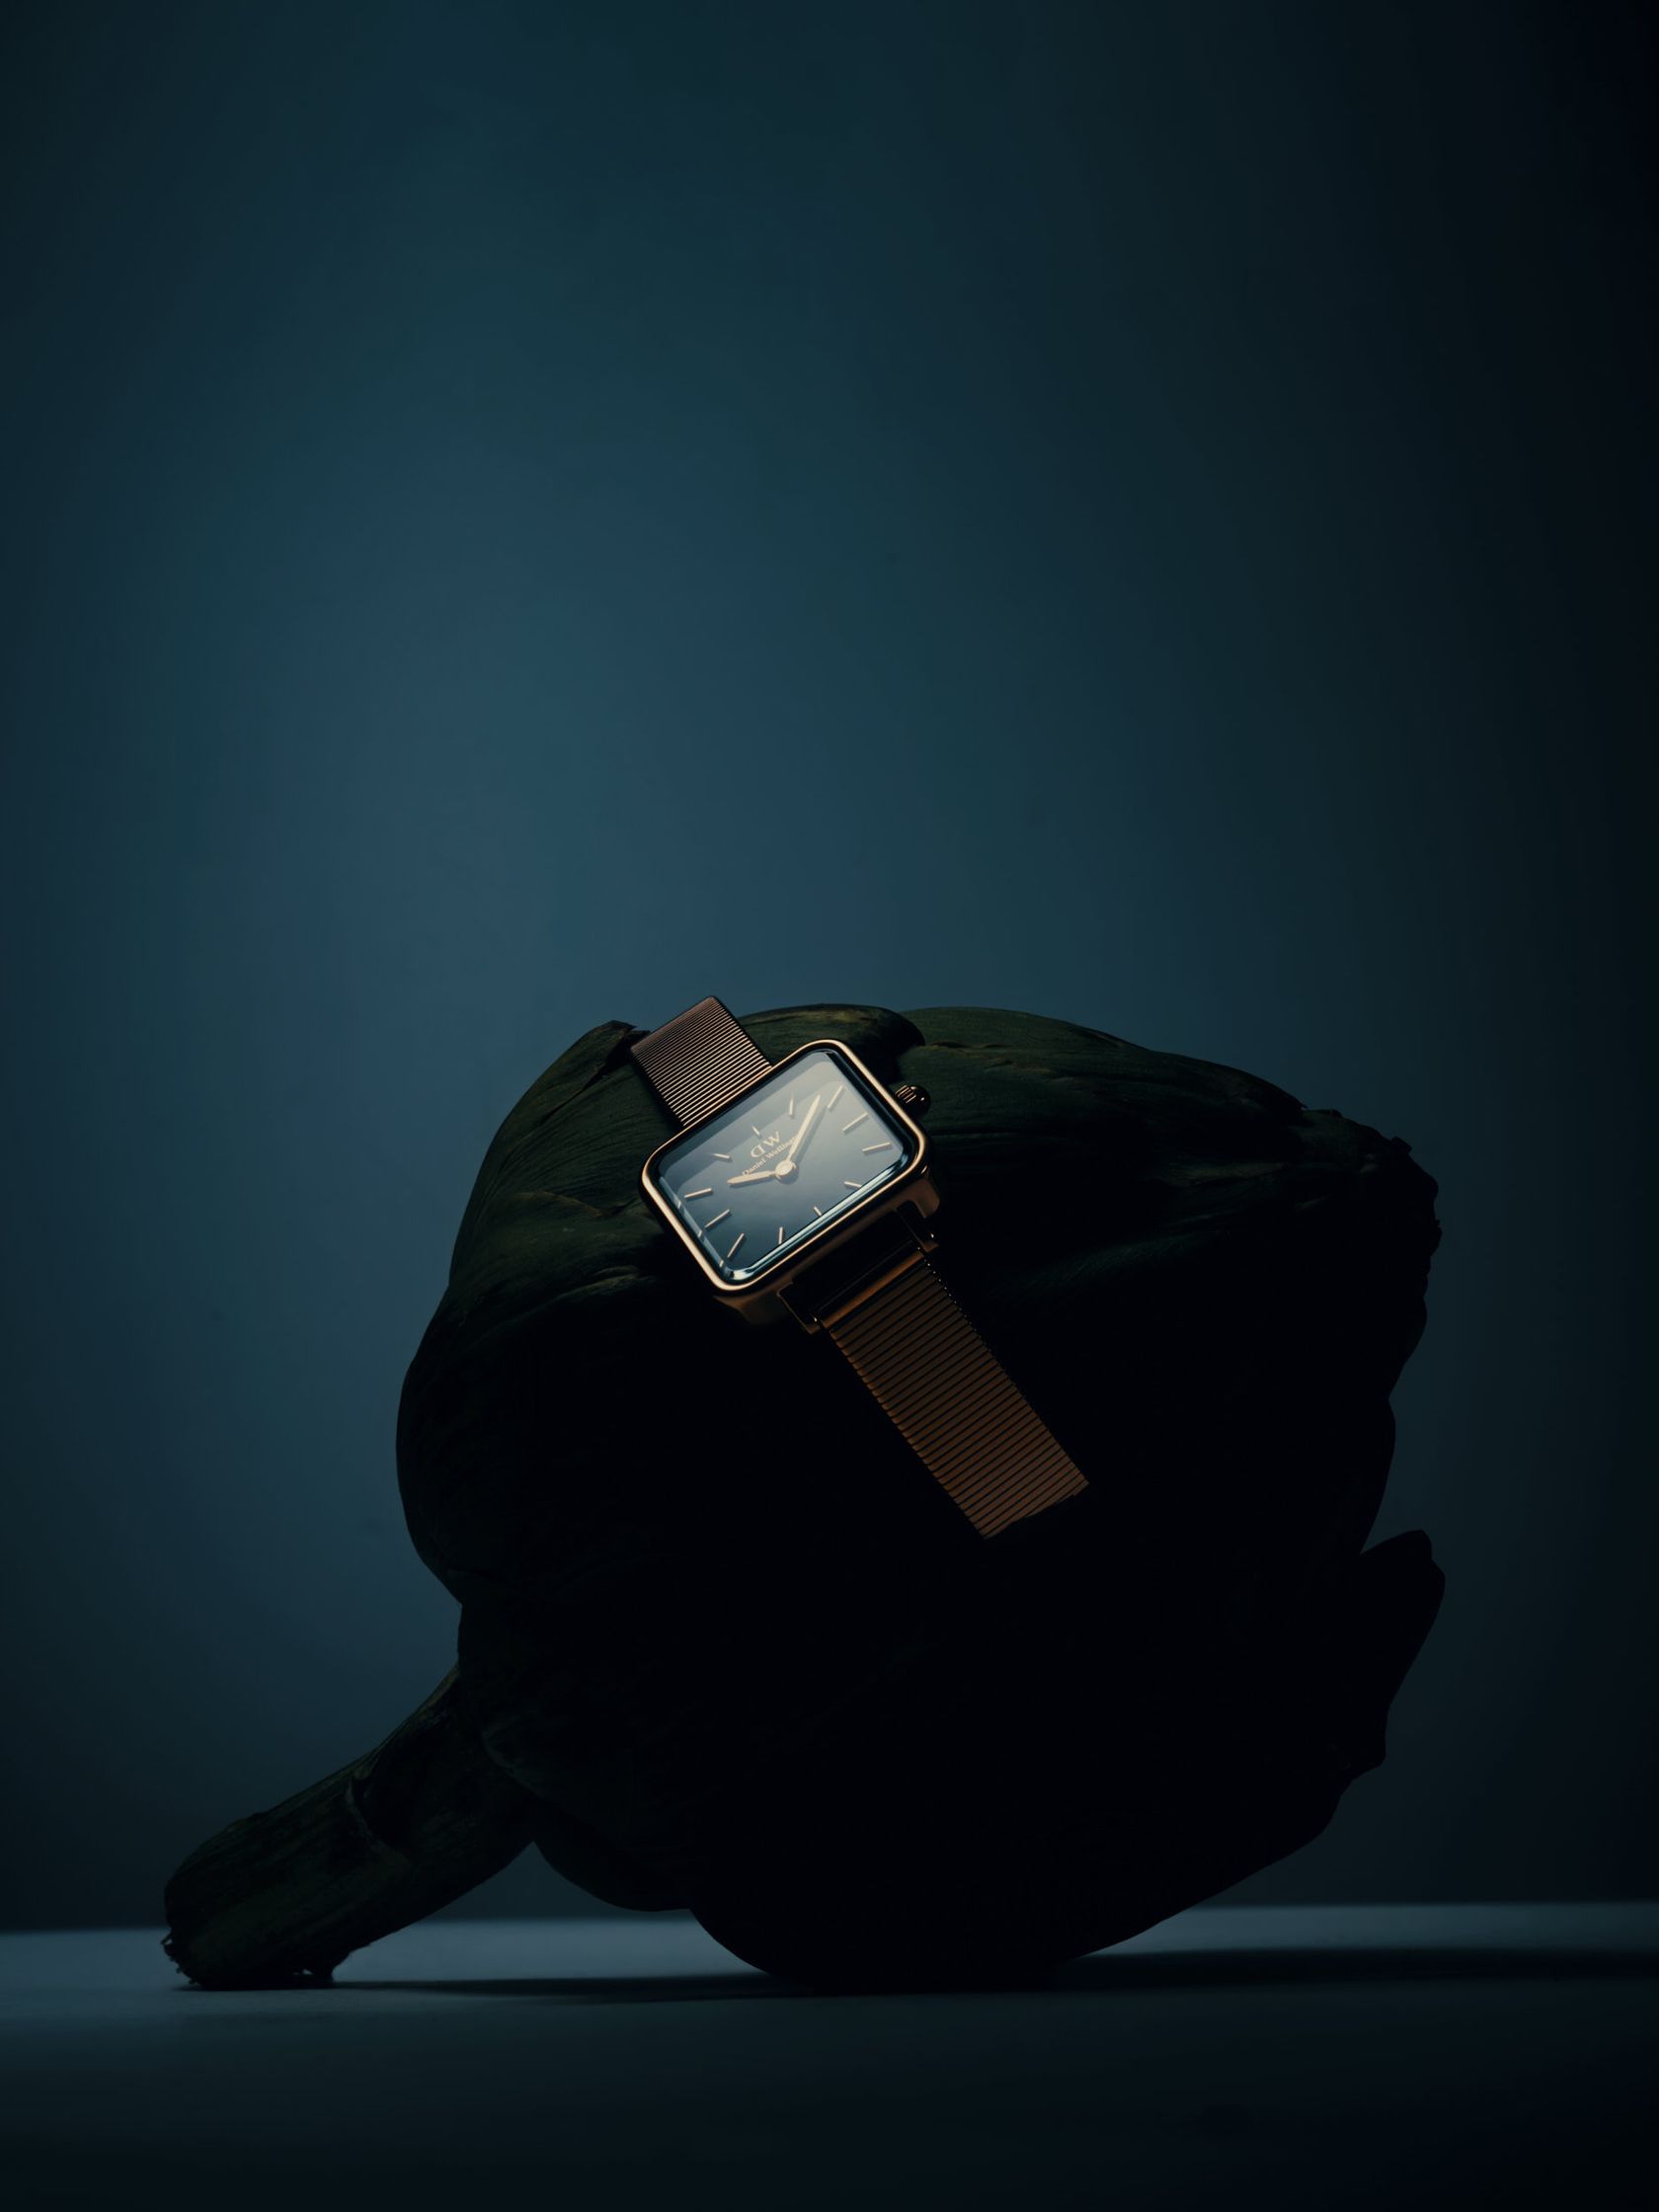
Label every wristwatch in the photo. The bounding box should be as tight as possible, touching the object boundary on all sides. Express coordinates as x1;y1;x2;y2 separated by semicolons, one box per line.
632;996;1088;1540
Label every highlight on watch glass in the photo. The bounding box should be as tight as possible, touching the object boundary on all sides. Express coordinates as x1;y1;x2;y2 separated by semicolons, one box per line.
648;1047;915;1284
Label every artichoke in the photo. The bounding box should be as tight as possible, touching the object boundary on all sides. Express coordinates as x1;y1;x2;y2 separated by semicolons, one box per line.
164;1002;1443;1992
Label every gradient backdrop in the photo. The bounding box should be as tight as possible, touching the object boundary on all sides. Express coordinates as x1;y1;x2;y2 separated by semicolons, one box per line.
1;0;1651;1929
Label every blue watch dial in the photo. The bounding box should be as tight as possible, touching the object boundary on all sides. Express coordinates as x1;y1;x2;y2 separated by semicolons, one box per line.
648;1046;914;1284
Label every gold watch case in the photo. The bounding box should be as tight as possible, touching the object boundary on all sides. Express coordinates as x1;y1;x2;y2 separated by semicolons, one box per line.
639;1036;939;1328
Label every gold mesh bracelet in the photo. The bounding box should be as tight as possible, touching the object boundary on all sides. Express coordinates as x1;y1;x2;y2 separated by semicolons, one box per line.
629;995;772;1126
821;1250;1088;1538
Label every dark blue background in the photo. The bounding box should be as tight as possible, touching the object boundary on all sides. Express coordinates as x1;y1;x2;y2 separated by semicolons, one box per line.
2;0;1651;1927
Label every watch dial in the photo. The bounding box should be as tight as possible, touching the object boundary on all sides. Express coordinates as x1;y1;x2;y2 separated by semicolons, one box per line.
649;1046;915;1284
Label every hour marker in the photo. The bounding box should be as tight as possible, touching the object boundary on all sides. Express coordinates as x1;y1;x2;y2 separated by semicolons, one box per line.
861;1143;894;1154
788;1097;795;1116
843;1179;862;1190
706;1208;731;1229
684;1186;713;1198
776;1225;785;1245
827;1083;844;1110
712;1152;731;1161
812;1205;824;1218
726;1231;746;1261
840;1112;868;1133
752;1126;764;1138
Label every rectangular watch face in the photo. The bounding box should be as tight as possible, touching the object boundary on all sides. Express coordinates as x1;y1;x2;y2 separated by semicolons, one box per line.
646;1045;917;1286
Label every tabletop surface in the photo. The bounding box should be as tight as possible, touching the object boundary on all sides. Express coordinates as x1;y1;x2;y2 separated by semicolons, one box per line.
4;1903;1655;2209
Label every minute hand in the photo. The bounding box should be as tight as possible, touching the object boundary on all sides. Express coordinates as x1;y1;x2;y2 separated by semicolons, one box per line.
782;1090;825;1165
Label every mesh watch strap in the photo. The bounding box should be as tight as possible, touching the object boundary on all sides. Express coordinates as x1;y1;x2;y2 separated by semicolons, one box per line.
630;995;772;1127
822;1249;1088;1538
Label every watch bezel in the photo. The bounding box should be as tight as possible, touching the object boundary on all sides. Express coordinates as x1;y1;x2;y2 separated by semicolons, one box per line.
639;1037;935;1307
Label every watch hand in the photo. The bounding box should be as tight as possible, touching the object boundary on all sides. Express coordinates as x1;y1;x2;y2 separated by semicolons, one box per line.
723;1092;826;1187
782;1091;825;1165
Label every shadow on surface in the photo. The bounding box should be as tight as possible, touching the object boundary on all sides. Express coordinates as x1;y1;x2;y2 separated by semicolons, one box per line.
1049;1945;1659;1993
203;1943;1659;2006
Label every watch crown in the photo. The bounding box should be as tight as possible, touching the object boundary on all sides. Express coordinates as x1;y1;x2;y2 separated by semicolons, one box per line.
892;1082;930;1116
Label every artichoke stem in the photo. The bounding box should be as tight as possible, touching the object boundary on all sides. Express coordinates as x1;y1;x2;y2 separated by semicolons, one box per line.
161;1667;538;1989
